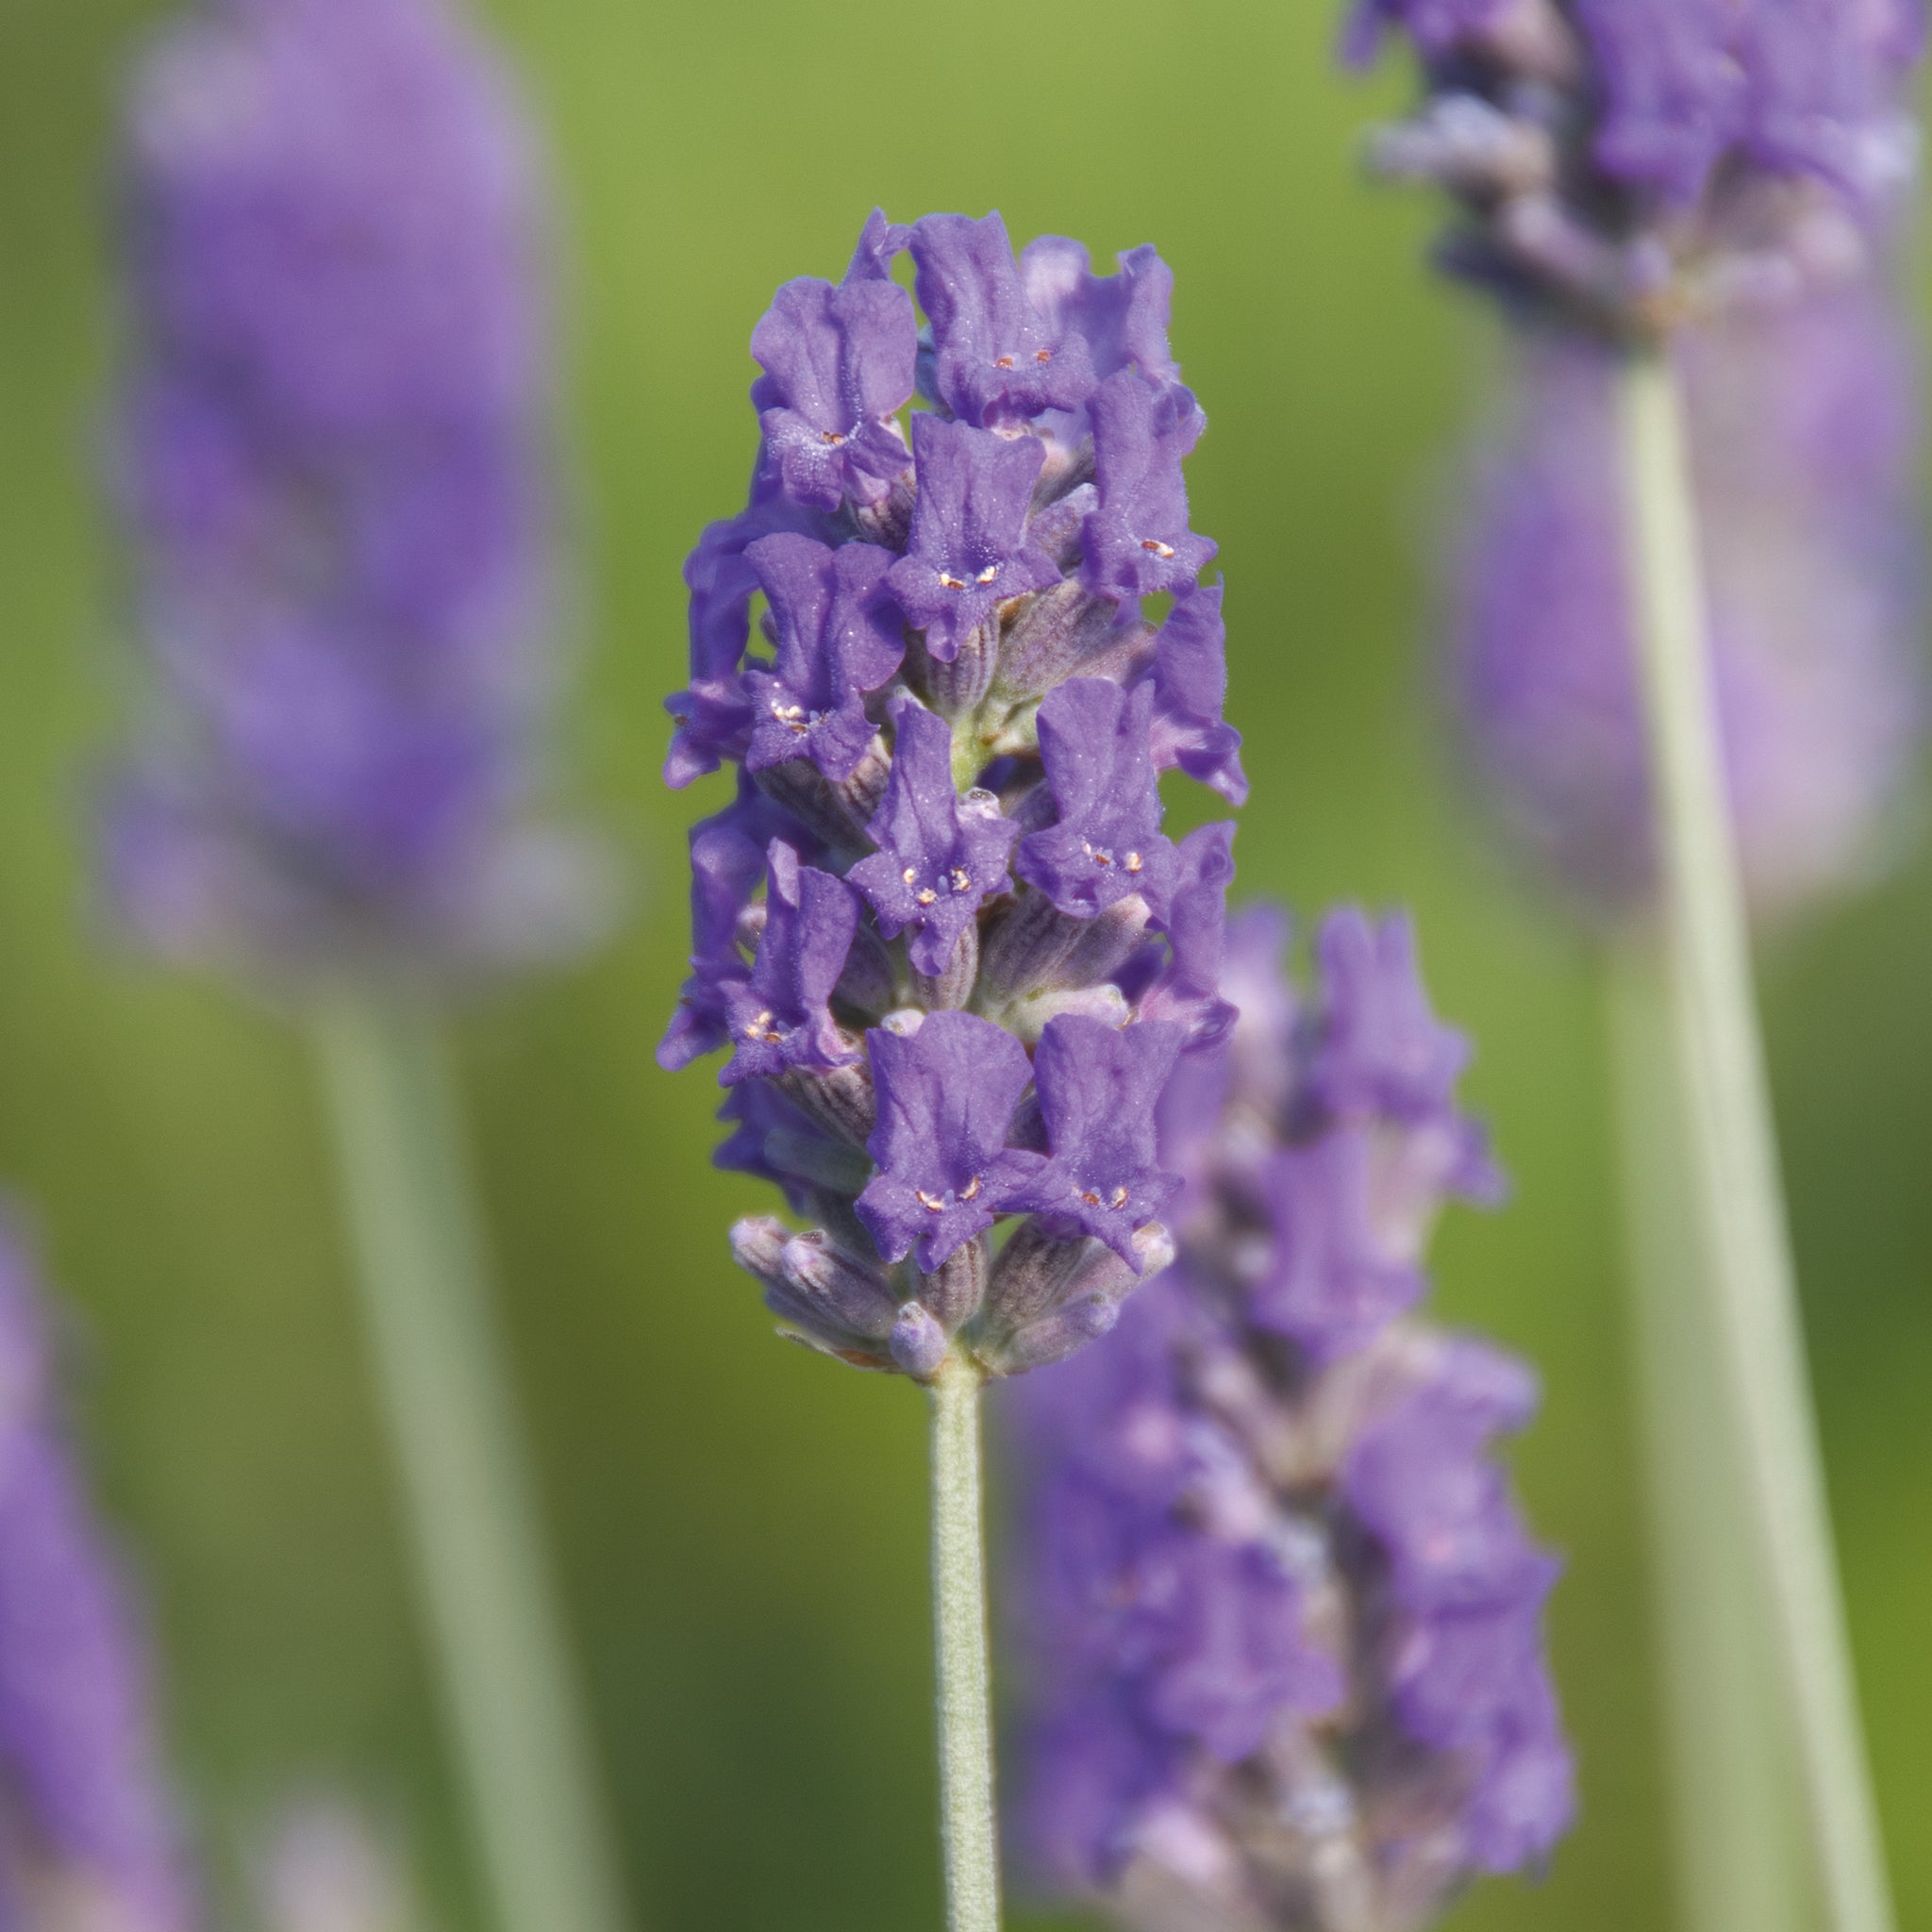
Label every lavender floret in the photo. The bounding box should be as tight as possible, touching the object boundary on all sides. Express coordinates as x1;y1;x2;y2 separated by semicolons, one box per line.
886;417;1059;663
1017;680;1176;922
662;211;1235;1381
751;273;916;511
848;700;1020;977
105;0;603;980
909;212;1097;427
742;534;904;783
1009;908;1574;1924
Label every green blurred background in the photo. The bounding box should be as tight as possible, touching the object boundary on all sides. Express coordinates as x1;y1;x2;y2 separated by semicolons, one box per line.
2;1;1928;1927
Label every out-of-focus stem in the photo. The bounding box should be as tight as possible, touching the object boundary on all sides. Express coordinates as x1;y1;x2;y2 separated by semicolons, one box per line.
1606;941;1804;1932
312;999;630;1932
1616;349;1892;1932
928;1354;1001;1932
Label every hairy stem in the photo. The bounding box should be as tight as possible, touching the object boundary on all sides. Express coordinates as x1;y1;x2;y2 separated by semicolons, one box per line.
312;999;630;1932
1616;348;1892;1932
1607;941;1805;1932
928;1354;1001;1932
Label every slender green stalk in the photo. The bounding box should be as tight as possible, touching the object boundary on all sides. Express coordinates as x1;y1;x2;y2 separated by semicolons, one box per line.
927;1355;1001;1932
1616;349;1892;1932
1606;942;1805;1932
312;999;630;1932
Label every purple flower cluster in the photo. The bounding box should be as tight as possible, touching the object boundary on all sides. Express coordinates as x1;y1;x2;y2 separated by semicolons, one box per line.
1346;0;1924;330
1453;287;1924;924
105;0;602;981
662;211;1242;1381
1010;908;1574;1927
0;1214;197;1931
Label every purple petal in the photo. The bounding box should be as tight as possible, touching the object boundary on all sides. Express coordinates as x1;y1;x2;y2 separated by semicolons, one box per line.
886;415;1059;660
848;698;1019;975
857;1010;1046;1269
1016;678;1175;918
909;211;1096;426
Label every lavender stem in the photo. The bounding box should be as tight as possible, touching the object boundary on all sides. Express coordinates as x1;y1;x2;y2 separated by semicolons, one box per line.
927;1355;1001;1932
312;1000;629;1932
1616;349;1893;1932
1607;941;1804;1932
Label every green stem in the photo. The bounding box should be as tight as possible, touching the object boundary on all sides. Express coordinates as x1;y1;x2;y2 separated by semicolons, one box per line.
927;1355;1001;1932
1606;941;1804;1932
312;999;630;1932
1617;348;1892;1932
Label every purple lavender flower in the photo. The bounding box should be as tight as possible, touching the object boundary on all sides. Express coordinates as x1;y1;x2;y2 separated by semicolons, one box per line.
741;534;904;782
1017;680;1177;922
1020;239;1180;390
1081;372;1216;605
663;210;1233;1382
1018;1017;1184;1262
1348;0;1924;329
721;841;859;1087
751;273;916;512
1452;291;1924;924
848;700;1021;977
1148;584;1247;806
858;1012;1048;1272
886;417;1059;662
105;0;603;981
1009;908;1574;1925
910;212;1096;427
0;1214;197;1931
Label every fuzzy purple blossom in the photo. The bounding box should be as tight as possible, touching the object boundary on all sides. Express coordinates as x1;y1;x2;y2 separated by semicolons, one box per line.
0;1215;197;1931
1347;0;1924;330
1452;291;1924;924
848;700;1020;977
742;535;903;782
751;275;916;511
105;0;602;982
886;418;1060;662
1017;680;1177;922
662;210;1233;1383
1009;907;1573;1927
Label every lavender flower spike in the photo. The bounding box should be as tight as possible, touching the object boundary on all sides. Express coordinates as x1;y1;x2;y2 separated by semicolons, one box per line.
0;1212;197;1931
663;208;1235;1388
106;15;634;1932
106;0;603;981
1011;907;1574;1929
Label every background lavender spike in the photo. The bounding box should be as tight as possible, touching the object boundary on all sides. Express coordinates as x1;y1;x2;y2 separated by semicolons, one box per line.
1451;290;1923;927
1352;8;1922;1932
1008;907;1573;1932
105;0;606;983
100;9;631;1932
0;1211;198;1932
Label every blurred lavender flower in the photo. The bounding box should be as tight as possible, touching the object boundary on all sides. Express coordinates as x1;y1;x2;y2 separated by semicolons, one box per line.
0;1214;197;1932
1346;0;1924;331
1010;909;1574;1929
1453;289;1924;924
105;0;603;981
664;209;1244;1383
